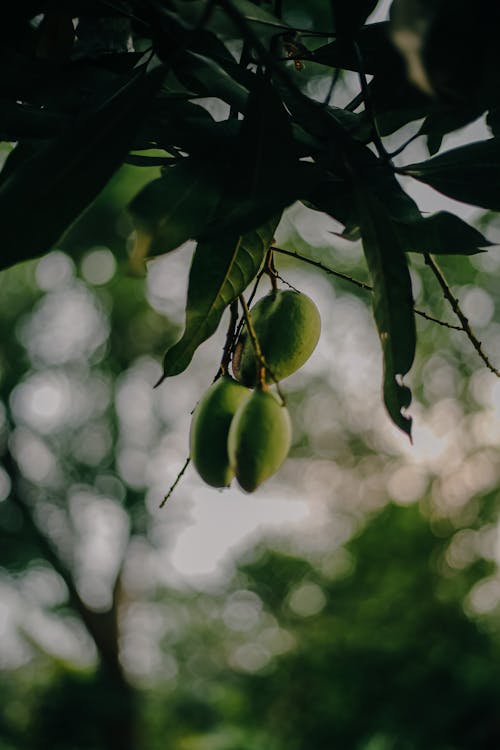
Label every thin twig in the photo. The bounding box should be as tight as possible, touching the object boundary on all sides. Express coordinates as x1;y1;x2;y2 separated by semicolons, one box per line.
160;456;191;508
387;130;422;159
265;248;279;290
322;67;341;107
274;246;372;290
273;246;463;331
424;253;500;377
217;301;239;378
239;294;286;403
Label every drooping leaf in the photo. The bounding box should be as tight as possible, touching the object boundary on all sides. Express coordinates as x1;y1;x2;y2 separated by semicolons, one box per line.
128;158;222;263
395;212;491;255
404;138;500;210
0;65;160;272
355;185;416;437
159;217;278;381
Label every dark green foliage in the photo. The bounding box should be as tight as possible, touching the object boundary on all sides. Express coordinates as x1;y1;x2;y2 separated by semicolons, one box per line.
1;0;498;434
405;139;500;210
0;66;159;270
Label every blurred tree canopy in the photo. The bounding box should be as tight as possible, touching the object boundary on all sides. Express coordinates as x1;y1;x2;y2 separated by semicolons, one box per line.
2;1;500;749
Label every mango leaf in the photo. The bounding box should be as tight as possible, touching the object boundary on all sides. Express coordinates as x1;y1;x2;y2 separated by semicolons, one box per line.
0;65;159;272
395;212;491;255
312;22;398;74
158;217;278;381
418;108;481;156
203;75;319;238
172;51;248;112
0;99;68;139
355;186;416;437
170;0;289;41
128;158;222;263
404;138;500;210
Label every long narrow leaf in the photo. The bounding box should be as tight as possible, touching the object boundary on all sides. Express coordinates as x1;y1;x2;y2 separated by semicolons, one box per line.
356;187;416;437
404;138;500;210
158;217;278;381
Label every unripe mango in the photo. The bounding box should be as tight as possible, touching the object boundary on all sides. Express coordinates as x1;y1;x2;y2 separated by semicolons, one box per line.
228;389;292;492
190;376;250;487
233;290;321;386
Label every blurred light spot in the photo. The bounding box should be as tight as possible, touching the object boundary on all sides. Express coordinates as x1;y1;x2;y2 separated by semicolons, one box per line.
117;447;148;488
18;284;109;366
35;251;75;291
422;356;459;402
388;464;428;505
446;529;478;570
230;642;271;673
146;245;195;317
288;581;326;617
81;247;116;285
469;369;494;408
467;577;500;615
10;427;56;483
223;590;262;632
260;626;295;655
69;492;130;611
461;287;494;327
20;565;67;607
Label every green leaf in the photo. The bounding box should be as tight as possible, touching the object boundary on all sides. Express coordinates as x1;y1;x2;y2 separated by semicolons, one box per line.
395;212;491;256
159;217;278;381
404;138;500;210
0;66;159;272
172;51;248;112
0;99;68;140
128;158;221;260
203;75;319;238
312;22;398;74
355;187;416;437
171;0;289;40
419;108;480;156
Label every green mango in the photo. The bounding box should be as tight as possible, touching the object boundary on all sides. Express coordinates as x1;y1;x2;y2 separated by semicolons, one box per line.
228;389;292;492
233;290;321;386
190;376;250;487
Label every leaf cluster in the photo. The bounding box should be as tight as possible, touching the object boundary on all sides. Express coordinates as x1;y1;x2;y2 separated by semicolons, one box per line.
0;0;499;435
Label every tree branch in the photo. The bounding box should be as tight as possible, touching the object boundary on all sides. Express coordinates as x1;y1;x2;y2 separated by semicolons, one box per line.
272;246;463;331
423;253;500;377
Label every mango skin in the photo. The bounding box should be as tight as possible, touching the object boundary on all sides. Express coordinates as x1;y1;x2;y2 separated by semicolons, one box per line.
233;290;321;386
228;389;292;492
190;376;250;487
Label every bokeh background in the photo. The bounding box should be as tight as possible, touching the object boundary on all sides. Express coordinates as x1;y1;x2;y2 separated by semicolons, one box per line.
3;2;500;749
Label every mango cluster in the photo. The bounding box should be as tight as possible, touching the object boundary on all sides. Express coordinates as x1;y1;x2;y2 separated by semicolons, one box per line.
190;290;321;493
